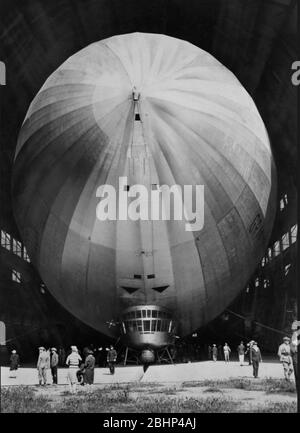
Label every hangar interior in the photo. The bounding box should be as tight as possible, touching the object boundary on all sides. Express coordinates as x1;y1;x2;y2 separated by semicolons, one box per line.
0;0;297;363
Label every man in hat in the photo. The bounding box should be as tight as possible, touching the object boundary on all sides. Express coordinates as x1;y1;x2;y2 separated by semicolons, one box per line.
37;347;49;386
212;344;218;362
9;350;20;378
250;341;262;378
107;345;117;374
278;337;293;381
50;348;59;385
66;346;82;393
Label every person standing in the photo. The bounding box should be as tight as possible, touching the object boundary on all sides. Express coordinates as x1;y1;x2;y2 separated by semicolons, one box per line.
76;362;86;386
245;340;254;365
290;321;299;390
107;345;117;374
251;341;262;378
223;343;231;363
278;337;293;381
212;344;218;362
50;348;59;385
84;349;96;386
37;347;49;386
66;346;82;393
237;341;245;366
9;350;20;378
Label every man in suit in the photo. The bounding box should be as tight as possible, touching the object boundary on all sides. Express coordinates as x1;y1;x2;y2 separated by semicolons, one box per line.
50;348;59;385
107;345;117;374
250;341;262;378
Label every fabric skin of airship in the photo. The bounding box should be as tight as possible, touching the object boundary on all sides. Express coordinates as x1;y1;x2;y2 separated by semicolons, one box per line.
12;33;276;338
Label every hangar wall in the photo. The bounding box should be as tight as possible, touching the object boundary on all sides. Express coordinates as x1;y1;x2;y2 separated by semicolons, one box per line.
0;0;297;361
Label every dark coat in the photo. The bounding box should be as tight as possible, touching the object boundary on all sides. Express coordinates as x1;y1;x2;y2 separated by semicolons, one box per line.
107;349;117;362
84;354;95;384
10;353;20;370
250;347;262;362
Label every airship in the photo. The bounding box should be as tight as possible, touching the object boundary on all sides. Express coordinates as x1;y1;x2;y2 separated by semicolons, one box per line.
12;33;276;363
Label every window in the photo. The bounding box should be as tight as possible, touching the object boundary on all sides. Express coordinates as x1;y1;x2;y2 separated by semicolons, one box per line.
255;278;260;287
280;199;285;211
274;240;281;257
1;230;10;250
152;310;157;318
151;320;156;332
134;274;142;279
12;270;21;283
280;194;288;211
246;286;250;293
284;264;291;276
291;224;297;244
281;233;289;251
40;283;46;294
23;247;30;262
12;239;22;257
143;320;150;332
146;310;151;318
263;279;269;288
142;310;147;318
137;320;143;332
267;248;272;260
135;113;140;121
261;257;266;267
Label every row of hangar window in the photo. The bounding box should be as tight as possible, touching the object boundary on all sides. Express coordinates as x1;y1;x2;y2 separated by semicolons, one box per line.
246;261;293;294
122;319;173;334
260;224;297;267
1;230;30;262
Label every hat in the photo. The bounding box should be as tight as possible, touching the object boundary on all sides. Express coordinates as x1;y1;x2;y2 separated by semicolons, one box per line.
12;350;16;354
283;336;290;342
253;341;257;345
51;347;57;351
38;346;45;351
71;345;78;352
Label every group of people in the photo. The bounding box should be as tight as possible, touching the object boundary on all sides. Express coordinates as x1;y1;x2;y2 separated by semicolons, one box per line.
207;335;298;382
9;344;118;393
208;342;235;363
8;325;298;389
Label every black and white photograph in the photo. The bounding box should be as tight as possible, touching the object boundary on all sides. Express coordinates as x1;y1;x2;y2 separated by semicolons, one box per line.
0;0;298;416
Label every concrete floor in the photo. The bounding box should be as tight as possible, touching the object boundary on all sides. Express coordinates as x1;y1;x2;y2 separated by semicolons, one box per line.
1;359;293;386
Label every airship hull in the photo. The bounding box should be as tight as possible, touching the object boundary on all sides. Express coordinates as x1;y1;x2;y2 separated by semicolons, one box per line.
12;33;277;343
